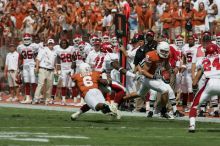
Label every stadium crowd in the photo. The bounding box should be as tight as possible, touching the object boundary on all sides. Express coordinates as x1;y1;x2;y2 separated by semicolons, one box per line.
0;0;220;133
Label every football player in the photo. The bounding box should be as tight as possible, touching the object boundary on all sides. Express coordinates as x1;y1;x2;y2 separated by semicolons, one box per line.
55;39;74;105
124;41;182;119
189;44;220;132
71;63;118;120
17;33;39;104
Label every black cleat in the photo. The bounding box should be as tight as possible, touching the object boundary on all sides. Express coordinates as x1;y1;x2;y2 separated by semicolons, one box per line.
174;110;185;117
147;111;153;118
213;111;219;117
198;110;206;117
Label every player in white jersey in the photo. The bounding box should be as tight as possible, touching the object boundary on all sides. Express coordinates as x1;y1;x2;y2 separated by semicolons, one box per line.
55;39;74;105
180;35;200;112
86;39;102;69
189;43;220;133
17;33;39;104
191;31;219;117
72;41;86;73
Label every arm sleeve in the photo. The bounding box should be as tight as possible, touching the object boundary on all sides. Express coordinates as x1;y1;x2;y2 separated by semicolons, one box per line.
36;49;44;61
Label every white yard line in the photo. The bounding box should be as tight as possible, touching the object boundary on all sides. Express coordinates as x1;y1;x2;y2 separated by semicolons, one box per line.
1;103;220;123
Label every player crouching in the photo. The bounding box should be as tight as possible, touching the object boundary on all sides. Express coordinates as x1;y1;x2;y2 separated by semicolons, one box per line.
70;63;118;120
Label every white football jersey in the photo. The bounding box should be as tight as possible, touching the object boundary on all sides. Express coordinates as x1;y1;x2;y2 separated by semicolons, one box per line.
182;44;199;69
85;50;101;69
55;45;74;70
72;46;85;67
127;45;139;71
17;43;39;66
198;54;220;78
93;53;106;72
103;52;119;73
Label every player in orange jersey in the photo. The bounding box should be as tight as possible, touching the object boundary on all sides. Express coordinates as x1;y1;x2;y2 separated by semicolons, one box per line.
70;63;118;120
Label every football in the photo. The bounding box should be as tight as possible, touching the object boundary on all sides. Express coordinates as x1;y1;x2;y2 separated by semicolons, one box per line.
162;70;170;83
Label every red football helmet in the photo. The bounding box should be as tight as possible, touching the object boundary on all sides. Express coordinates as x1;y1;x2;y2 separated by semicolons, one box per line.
100;42;113;53
23;33;32;45
205;44;219;57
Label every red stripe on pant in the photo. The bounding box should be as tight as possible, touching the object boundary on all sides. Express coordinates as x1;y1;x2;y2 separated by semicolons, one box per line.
189;79;209;118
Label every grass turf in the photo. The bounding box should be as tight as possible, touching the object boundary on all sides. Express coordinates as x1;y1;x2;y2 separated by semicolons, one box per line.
0;107;219;146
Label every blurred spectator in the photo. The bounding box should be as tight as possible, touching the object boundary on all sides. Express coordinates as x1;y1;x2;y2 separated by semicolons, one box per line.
102;9;113;32
207;0;218;36
155;0;165;38
160;4;172;38
21;9;36;35
171;1;182;41
194;2;207;37
137;4;153;33
128;3;138;39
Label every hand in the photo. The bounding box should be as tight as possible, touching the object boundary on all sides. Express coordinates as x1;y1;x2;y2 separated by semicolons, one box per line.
152;73;161;80
192;84;198;95
35;67;39;74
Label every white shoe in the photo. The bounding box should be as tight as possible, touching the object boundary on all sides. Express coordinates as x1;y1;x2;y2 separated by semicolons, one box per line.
20;99;32;104
116;110;121;120
6;97;13;102
108;103;118;116
71;111;82;120
167;111;175;120
12;97;18;102
188;125;195;133
45;98;54;105
61;100;67;105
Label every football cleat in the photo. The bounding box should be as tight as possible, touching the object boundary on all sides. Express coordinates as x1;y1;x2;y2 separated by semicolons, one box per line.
20;95;32;104
198;110;206;117
147;111;153;118
71;111;82;121
108;103;118;116
161;112;174;120
213;111;219;117
188;125;195;133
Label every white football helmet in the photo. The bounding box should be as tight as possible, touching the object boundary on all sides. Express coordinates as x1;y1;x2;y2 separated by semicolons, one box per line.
90;34;98;46
157;41;170;58
193;34;200;45
78;41;86;52
73;34;82;46
79;63;92;73
23;33;32;45
102;32;110;43
216;32;220;46
175;35;184;48
111;35;118;47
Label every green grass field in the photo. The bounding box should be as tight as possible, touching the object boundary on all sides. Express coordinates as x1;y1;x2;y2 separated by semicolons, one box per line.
0;107;220;146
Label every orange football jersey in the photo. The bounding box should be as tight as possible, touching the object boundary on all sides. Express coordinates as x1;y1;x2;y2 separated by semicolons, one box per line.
72;71;101;97
145;50;169;75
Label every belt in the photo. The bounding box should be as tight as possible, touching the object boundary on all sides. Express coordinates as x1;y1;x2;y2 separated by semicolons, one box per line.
8;70;16;72
40;67;54;71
